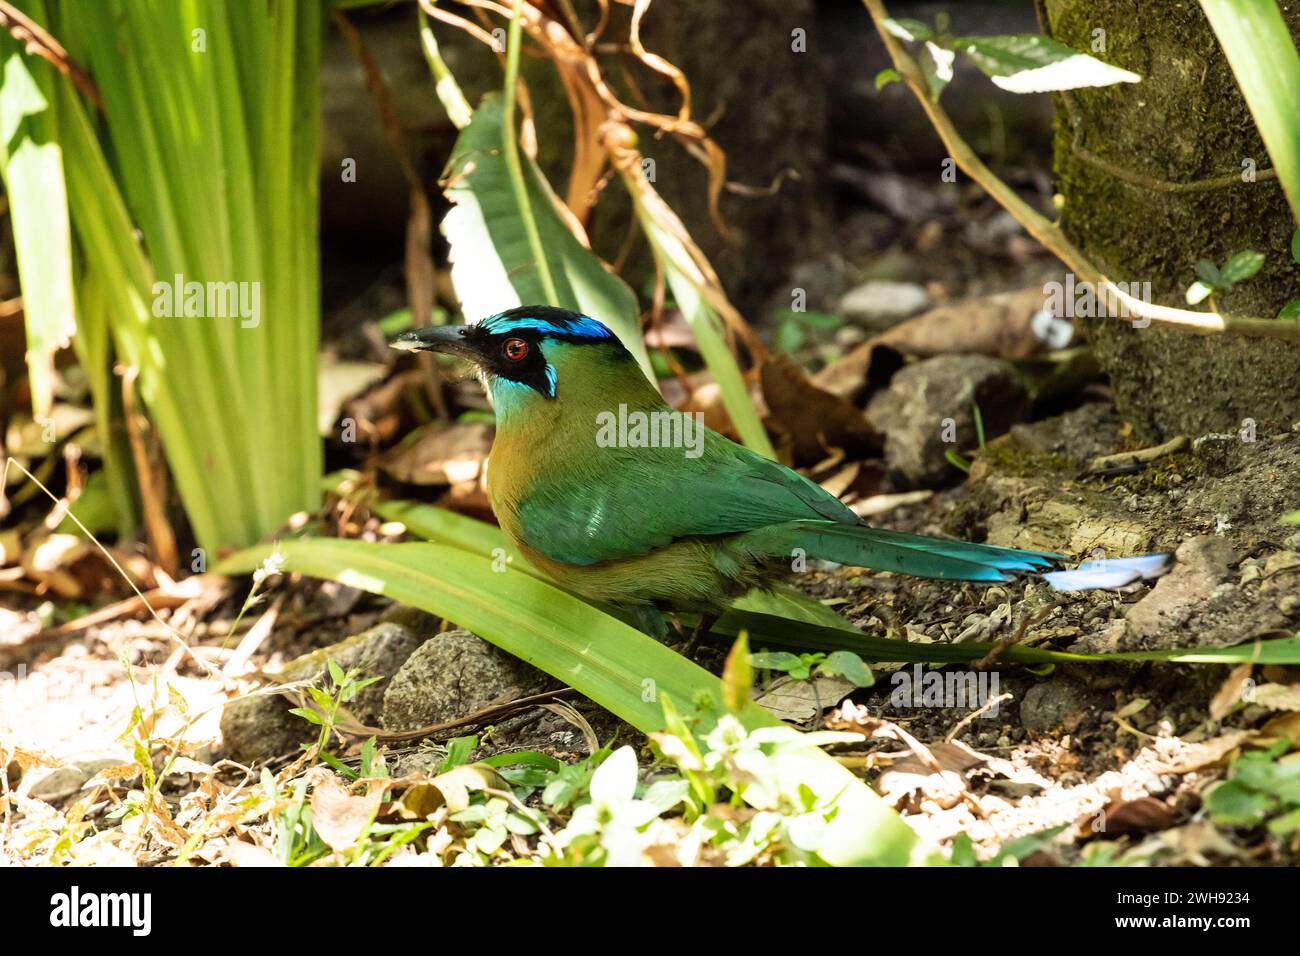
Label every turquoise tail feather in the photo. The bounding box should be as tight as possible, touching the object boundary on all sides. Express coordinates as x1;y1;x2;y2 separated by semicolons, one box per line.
740;520;1062;582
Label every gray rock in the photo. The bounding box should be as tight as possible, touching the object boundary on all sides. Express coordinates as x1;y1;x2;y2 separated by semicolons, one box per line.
1020;679;1100;733
1125;536;1236;640
867;354;1031;488
838;279;930;330
28;758;129;803
220;621;429;763
382;629;552;733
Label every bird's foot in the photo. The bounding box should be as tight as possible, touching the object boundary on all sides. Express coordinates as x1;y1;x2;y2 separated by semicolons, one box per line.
676;612;719;658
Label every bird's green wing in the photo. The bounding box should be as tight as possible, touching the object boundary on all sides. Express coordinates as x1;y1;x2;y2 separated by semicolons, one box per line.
517;429;856;566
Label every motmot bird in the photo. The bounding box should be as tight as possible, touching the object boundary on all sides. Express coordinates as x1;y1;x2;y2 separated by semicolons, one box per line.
394;306;1166;633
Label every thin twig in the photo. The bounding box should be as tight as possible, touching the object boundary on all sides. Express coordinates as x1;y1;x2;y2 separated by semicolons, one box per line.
0;0;101;107
861;0;1300;344
946;693;1012;743
121;367;179;578
338;686;583;741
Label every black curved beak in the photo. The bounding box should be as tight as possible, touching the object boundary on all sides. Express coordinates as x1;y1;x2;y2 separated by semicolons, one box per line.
390;324;479;362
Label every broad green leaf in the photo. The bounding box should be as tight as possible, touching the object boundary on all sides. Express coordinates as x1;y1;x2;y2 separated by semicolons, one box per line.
1201;0;1300;226
218;537;935;866
731;583;859;632
1220;249;1265;285
0;0;75;419
1195;259;1221;285
1267;806;1300;835
1279;299;1300;320
1204;779;1274;825
1292;228;1300;265
953;34;1140;93
750;651;804;672
819;650;875;688
442;94;652;377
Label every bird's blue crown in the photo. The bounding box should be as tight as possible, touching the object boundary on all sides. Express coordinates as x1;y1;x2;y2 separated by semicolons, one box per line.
479;306;614;342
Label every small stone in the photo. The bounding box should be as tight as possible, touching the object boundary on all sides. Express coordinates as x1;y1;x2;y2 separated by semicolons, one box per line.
28;758;127;803
866;354;1030;488
1125;536;1235;641
1279;595;1300;616
1239;563;1262;586
838;280;929;330
382;629;552;732
1262;551;1300;590
833;325;868;348
1020;678;1099;733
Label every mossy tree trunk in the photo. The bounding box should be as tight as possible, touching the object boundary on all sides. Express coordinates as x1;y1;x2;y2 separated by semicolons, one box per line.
1047;0;1300;439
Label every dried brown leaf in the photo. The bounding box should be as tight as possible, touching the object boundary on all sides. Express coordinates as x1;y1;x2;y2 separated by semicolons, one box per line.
309;770;385;853
1210;663;1255;721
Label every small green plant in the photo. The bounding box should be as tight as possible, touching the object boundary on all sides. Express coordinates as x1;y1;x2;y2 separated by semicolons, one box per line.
1204;739;1300;835
773;308;845;355
945;402;985;474
288;659;381;761
1185;250;1266;307
749;650;874;687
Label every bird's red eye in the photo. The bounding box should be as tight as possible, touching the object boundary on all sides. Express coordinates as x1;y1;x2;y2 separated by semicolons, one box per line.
502;337;529;362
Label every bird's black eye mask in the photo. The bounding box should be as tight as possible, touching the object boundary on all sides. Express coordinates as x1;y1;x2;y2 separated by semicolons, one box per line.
461;325;558;398
391;307;632;400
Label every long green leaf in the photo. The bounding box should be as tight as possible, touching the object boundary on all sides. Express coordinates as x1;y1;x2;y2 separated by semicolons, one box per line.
442;94;653;377
618;168;776;458
1200;0;1300;226
0;0;75;419
217;537;935;866
72;267;138;537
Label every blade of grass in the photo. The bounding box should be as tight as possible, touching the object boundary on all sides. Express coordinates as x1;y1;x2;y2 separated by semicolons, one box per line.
72;266;138;537
217;537;935;866
613;145;775;458
418;3;472;130
1198;0;1300;226
0;0;75;419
